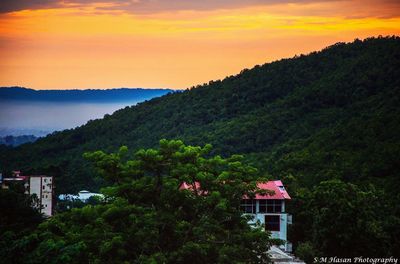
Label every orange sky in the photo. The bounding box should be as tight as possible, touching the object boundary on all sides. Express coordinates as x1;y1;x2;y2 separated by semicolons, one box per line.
0;0;399;90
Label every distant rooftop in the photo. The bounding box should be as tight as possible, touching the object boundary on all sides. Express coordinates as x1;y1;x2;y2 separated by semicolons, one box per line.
59;190;104;202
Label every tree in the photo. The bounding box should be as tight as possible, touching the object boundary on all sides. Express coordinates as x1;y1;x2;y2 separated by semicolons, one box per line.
0;188;44;263
293;179;395;258
0;186;43;234
4;140;273;263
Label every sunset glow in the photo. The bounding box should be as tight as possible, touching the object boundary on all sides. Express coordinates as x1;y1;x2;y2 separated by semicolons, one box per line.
0;0;399;89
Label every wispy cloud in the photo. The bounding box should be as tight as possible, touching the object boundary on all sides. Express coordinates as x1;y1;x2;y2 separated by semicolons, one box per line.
1;0;399;19
0;0;58;13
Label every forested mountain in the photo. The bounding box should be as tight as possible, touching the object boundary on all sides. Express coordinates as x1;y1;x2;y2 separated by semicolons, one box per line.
1;36;398;192
0;87;173;102
1;36;399;256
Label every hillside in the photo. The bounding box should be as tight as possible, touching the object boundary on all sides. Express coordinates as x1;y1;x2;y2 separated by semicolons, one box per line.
1;37;399;193
1;36;399;257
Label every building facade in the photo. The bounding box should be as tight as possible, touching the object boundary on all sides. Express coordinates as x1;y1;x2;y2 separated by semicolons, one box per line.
1;171;54;217
29;176;54;217
240;180;292;252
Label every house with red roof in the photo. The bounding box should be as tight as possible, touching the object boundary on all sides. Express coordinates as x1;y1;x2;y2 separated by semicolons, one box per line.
180;180;293;252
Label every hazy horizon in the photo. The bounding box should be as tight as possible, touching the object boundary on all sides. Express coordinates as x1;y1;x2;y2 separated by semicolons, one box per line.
0;88;172;136
0;86;177;91
0;100;138;136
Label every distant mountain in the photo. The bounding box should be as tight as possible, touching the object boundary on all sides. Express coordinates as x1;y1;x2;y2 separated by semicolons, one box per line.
0;87;174;102
0;87;175;136
0;135;38;147
0;128;50;137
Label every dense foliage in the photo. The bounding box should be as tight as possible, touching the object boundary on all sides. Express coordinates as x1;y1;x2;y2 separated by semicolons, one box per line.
291;180;399;258
1;140;272;263
1;36;400;258
0;186;43;263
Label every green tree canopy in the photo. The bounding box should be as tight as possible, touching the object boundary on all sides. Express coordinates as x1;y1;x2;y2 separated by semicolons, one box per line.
0;187;44;263
5;140;273;263
292;179;400;258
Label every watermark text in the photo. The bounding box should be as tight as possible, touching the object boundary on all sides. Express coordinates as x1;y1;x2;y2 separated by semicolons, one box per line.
313;257;398;264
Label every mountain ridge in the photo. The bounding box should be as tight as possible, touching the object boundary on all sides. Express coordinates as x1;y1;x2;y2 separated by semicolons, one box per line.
0;87;174;102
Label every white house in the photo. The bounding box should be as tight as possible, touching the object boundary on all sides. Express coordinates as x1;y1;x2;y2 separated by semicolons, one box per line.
59;190;104;202
240;180;292;251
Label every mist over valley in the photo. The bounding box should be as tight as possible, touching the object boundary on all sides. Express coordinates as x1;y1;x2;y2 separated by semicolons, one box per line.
0;87;172;137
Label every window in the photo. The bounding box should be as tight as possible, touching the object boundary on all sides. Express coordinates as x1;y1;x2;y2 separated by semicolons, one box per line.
259;200;267;213
259;200;282;213
240;199;256;214
43;185;45;190
265;215;280;231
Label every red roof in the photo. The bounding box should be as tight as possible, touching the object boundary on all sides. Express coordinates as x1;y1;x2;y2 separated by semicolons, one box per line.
254;180;291;200
179;182;208;195
179;180;291;200
3;176;28;181
179;182;201;191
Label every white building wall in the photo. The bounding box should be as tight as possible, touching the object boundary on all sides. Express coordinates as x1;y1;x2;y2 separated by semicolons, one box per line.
29;177;41;204
41;176;53;217
29;176;53;217
247;200;290;251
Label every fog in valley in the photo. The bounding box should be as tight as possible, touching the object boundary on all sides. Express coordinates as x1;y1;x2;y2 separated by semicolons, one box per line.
0;100;138;136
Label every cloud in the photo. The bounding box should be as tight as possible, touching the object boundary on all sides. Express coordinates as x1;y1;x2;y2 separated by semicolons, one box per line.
1;0;399;18
0;0;58;13
0;0;337;14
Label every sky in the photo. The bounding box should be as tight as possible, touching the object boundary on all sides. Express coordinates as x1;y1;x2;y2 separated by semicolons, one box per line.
0;0;399;90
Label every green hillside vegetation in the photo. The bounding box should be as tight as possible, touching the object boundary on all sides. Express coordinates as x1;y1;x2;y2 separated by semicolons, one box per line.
0;141;273;263
1;36;399;257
